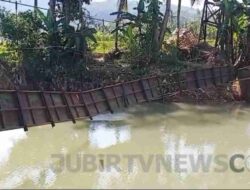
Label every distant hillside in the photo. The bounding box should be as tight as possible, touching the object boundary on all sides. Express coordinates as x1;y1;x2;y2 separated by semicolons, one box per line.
86;0;201;22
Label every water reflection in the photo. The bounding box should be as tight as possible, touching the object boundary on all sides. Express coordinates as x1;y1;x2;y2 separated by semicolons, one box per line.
163;133;215;178
88;112;131;149
0;103;250;189
0;166;56;189
89;122;131;149
0;130;26;166
92;113;129;121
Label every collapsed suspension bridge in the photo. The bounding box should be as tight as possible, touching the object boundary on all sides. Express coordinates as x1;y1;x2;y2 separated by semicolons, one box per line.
2;65;250;133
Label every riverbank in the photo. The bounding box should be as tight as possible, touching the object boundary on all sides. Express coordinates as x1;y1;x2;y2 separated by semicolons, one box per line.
162;85;238;104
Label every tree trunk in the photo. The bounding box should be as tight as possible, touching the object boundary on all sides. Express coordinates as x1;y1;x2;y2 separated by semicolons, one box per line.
247;8;250;65
114;0;128;52
115;20;119;52
62;0;71;25
79;0;84;29
150;0;161;64
177;0;182;48
49;0;56;17
158;0;171;50
34;0;38;17
34;0;38;7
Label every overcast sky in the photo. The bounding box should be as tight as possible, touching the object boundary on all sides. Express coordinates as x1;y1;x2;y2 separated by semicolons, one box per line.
92;0;203;7
0;0;204;12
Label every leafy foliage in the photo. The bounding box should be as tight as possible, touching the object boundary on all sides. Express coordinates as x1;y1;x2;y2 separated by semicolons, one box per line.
216;0;250;63
112;0;167;65
0;1;97;89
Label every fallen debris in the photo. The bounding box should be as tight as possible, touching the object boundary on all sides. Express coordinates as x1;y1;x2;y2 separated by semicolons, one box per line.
162;85;236;104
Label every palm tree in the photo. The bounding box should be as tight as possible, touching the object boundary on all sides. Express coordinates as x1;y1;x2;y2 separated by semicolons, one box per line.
34;0;38;17
115;0;128;52
34;0;38;8
245;2;250;64
158;0;171;50
49;0;56;22
176;0;182;47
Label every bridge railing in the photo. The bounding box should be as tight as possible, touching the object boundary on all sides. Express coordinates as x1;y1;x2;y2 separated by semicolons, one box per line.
0;66;235;132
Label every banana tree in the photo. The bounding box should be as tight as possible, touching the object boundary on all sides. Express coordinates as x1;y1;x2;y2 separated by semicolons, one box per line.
111;0;174;64
217;0;248;64
243;0;250;63
36;8;61;47
114;0;128;52
158;0;171;50
177;0;181;47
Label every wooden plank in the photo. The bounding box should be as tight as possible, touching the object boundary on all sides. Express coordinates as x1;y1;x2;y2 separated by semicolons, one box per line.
102;88;114;113
146;78;155;100
111;86;121;108
194;70;200;88
228;66;234;81
131;82;139;103
25;93;36;125
229;66;234;81
121;83;129;107
139;79;149;102
176;73;182;94
80;91;93;120
203;69;208;87
15;90;28;131
185;71;197;89
89;91;100;114
0;106;5;129
40;91;55;127
219;66;223;84
196;69;206;88
156;77;164;102
69;93;80;118
62;91;76;124
204;68;213;87
50;93;60;121
210;67;216;85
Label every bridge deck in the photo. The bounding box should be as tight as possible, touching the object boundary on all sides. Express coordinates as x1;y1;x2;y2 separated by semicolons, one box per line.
0;66;235;132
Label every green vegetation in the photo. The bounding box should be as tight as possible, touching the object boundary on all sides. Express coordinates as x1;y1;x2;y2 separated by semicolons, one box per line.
0;0;249;89
92;32;115;53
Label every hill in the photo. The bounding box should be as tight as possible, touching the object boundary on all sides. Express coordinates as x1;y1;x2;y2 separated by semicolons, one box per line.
86;0;201;22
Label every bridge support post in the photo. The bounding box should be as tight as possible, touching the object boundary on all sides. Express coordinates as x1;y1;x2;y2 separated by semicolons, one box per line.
61;91;76;124
80;91;93;120
139;79;149;102
15;90;28;131
40;91;55;127
0;106;5;129
102;88;114;114
121;83;129;107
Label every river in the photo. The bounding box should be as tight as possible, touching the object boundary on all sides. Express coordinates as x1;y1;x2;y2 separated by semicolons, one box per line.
0;102;250;189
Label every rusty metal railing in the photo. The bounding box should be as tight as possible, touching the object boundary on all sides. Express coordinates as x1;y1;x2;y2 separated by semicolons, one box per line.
0;66;236;132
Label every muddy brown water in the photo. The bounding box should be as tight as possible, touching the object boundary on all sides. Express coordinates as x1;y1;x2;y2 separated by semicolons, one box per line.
0;102;250;189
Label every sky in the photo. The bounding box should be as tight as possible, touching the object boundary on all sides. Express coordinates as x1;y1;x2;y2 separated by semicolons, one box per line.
92;0;203;7
0;0;204;12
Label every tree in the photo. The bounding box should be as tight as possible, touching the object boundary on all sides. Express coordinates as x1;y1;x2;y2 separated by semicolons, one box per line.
176;0;181;47
115;0;128;52
49;0;56;21
34;0;38;16
0;0;96;89
112;0;166;64
158;0;171;51
244;0;250;64
148;0;163;62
